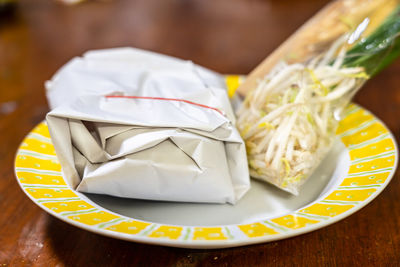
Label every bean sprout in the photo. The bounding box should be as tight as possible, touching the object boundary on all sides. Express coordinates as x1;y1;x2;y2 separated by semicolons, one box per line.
237;38;368;195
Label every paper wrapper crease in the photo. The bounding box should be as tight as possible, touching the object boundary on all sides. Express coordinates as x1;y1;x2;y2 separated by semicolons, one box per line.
45;48;250;204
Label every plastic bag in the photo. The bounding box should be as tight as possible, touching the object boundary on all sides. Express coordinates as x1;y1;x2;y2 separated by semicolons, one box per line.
237;0;400;195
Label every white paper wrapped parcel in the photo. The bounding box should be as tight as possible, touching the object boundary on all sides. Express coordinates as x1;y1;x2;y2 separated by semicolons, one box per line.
45;48;250;204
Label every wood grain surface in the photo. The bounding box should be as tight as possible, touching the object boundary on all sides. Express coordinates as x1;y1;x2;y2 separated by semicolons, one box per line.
1;0;399;266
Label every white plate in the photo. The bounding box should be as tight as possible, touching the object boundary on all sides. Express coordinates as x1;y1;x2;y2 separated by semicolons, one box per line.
15;103;398;248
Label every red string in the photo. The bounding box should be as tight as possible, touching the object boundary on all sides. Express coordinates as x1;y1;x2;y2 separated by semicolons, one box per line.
105;95;224;115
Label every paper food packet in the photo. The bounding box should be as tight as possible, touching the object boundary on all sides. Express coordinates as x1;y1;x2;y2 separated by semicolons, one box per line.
45;48;250;204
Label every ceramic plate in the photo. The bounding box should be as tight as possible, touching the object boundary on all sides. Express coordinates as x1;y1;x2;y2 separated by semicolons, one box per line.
14;77;398;248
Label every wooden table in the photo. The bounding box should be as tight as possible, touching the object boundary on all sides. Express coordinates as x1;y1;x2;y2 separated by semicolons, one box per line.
1;0;399;265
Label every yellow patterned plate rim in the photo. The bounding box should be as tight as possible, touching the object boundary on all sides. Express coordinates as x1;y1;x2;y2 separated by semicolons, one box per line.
15;102;398;249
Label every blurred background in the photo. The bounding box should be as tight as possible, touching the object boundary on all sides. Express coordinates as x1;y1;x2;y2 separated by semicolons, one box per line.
1;1;400;265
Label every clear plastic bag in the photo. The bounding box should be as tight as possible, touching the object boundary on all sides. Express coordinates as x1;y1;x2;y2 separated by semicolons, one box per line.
237;0;400;195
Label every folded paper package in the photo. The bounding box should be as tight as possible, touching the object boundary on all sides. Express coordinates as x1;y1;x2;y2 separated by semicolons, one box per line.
45;48;250;204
